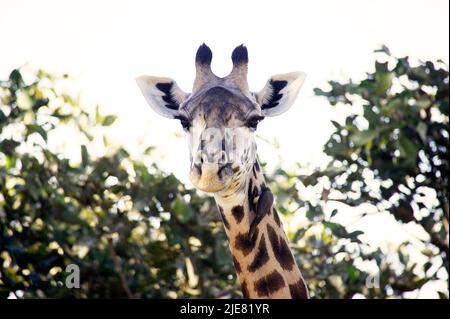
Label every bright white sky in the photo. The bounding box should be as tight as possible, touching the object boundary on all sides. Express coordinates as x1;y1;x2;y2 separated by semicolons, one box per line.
1;0;448;171
1;0;449;297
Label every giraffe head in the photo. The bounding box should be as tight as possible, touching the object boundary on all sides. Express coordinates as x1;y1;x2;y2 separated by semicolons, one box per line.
137;44;305;193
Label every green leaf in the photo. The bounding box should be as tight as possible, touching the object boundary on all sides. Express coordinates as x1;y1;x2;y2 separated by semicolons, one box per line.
417;122;427;142
346;264;361;282
395;57;410;75
306;207;323;221
398;135;417;160
375;71;394;95
0;109;6;124
374;45;391;56
375;61;389;73
81;145;89;166
215;241;231;266
323;221;348;238
33;98;49;111
144;145;156;155
350;130;378;147
330;209;339;218
26;124;47;141
95;104;101;123
438;291;449;299
9;69;23;89
331;120;341;129
363;106;380;128
171;196;193;223
165;225;184;246
102;115;117;126
348;230;364;240
5;155;17;169
0;139;20;155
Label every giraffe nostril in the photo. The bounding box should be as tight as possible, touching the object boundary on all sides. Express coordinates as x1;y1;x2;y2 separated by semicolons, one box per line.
194;163;202;175
218;163;232;177
218;150;227;164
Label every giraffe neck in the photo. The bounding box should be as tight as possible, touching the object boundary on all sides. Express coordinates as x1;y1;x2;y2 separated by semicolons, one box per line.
214;161;308;299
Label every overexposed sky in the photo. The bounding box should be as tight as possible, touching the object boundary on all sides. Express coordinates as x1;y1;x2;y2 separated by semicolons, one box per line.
1;0;449;297
1;0;448;175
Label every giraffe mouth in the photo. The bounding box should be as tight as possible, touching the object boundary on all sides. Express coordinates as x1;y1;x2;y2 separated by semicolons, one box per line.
189;163;233;193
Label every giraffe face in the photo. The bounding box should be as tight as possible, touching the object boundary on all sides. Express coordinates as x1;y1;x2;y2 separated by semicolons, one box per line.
136;44;306;193
180;86;261;192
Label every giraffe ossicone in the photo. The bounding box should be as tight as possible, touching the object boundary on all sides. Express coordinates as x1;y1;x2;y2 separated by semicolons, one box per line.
136;44;308;299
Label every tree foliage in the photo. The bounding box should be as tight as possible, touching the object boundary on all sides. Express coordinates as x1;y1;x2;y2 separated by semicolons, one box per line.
0;47;448;299
311;47;449;297
0;70;234;298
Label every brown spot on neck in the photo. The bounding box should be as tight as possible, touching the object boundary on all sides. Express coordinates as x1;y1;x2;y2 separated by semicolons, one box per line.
267;224;295;271
231;205;245;223
254;269;286;297
234;228;259;256
247;234;269;272
289;278;309;299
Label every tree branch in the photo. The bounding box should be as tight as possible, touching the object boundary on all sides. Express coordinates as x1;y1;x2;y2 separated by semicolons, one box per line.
108;238;134;299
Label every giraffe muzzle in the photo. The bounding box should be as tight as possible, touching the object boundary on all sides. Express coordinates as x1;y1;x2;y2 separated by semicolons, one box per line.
189;161;233;193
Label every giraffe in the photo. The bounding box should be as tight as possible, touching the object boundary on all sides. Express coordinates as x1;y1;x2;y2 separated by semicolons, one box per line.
136;44;308;299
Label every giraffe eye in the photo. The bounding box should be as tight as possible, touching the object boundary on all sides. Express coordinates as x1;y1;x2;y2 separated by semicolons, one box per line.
175;115;191;131
246;116;264;130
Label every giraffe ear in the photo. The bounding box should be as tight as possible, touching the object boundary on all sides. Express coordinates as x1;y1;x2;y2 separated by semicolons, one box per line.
255;72;306;117
136;76;189;118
